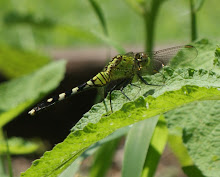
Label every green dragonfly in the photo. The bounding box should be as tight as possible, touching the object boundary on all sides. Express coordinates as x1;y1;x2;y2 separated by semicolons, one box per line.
28;45;197;115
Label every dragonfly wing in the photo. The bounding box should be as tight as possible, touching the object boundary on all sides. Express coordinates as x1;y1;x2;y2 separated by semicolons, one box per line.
151;45;198;72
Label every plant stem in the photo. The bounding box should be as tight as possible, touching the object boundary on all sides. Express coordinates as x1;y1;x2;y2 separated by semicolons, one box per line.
145;13;155;53
0;129;3;140
144;0;162;53
190;0;197;41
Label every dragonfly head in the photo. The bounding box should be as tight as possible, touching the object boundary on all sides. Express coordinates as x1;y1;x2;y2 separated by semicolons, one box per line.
134;52;150;71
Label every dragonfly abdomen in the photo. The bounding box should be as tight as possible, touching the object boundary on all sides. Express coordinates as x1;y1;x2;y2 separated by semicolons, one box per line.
88;71;110;86
28;71;110;115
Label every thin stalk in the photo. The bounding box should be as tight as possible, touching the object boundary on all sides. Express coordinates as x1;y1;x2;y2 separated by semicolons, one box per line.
144;0;162;53
0;155;6;176
145;13;156;53
0;129;3;140
5;133;13;177
190;0;197;41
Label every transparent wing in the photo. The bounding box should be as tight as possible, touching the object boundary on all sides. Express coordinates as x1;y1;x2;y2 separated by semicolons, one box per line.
150;45;198;72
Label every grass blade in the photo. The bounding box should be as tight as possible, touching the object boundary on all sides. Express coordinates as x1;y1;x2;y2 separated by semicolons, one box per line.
122;116;159;177
88;0;108;35
141;115;168;177
90;138;120;177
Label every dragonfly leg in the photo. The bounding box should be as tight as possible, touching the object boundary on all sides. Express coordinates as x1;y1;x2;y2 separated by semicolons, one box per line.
109;78;131;112
109;89;115;113
120;89;131;101
130;83;141;89
109;83;119;113
137;73;162;86
119;78;132;100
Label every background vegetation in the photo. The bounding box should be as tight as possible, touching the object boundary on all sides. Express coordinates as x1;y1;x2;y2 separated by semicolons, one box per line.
0;0;219;177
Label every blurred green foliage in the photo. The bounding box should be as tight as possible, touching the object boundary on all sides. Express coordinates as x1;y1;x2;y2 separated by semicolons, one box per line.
0;137;39;155
0;0;219;176
0;45;50;79
21;39;220;177
0;0;219;49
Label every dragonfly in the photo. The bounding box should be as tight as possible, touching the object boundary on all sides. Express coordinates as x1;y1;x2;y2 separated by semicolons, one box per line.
28;45;198;115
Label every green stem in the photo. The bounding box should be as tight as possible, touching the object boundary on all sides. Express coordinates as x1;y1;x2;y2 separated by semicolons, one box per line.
145;13;155;53
0;155;6;176
6;137;13;177
144;0;162;53
0;129;3;140
190;0;197;41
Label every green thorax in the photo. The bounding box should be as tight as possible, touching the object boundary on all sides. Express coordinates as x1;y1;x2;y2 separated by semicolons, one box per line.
103;52;151;81
103;53;135;81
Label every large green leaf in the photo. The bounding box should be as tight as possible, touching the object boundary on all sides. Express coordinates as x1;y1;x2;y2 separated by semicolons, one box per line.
59;125;131;177
166;100;220;177
0;61;66;130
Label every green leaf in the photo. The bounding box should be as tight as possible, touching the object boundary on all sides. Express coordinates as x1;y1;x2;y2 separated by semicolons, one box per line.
122;116;159;177
0;45;50;79
170;39;217;71
59;126;131;177
0;61;66;129
168;135;193;167
187;39;220;72
173;101;220;177
168;134;204;177
0;137;39;155
88;0;108;35
90;138;120;177
166;100;220;177
141;115;168;177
